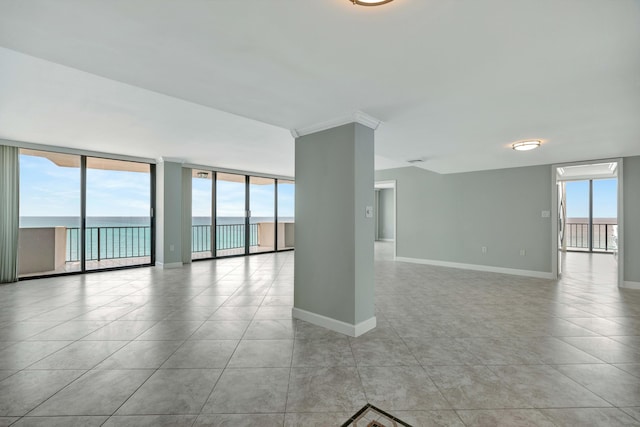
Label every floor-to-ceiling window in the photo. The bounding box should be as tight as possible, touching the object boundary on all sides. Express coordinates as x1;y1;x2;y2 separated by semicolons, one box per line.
190;170;294;259
85;157;152;270
592;178;618;252
249;176;275;254
18;150;82;276
277;179;295;250
565;178;617;253
17;148;154;277
216;172;247;257
192;169;213;260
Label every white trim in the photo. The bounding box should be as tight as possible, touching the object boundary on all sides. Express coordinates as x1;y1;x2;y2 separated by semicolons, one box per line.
292;307;377;337
156;262;183;269
551;158;624;287
377;238;395;242
622;281;640;290
395;257;555;279
291;111;381;138
0;138;156;164
551;166;559;279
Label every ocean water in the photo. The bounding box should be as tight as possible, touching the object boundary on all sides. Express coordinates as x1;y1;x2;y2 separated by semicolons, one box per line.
19;216;294;227
20;216;294;261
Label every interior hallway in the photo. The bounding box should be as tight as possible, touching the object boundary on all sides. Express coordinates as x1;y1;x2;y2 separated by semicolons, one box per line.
0;243;638;426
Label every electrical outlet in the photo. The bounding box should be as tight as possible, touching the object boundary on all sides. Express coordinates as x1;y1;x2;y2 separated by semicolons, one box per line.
170;244;175;252
482;246;487;254
520;249;526;256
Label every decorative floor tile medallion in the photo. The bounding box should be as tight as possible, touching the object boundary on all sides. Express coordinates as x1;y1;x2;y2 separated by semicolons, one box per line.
341;403;412;427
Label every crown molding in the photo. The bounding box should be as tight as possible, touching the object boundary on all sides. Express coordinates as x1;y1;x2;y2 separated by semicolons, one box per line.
290;111;382;138
157;156;185;164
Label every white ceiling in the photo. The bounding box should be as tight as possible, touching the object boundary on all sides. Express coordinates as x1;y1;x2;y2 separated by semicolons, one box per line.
0;0;639;175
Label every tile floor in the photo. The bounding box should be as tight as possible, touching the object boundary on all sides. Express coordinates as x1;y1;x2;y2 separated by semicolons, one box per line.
0;244;638;426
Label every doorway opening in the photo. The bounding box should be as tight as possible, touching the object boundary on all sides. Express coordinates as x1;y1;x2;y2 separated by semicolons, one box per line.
374;180;396;260
552;160;623;287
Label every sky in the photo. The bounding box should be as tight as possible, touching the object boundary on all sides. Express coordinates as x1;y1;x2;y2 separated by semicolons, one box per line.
565;179;617;218
21;153;614;220
192;177;294;218
20;154;294;218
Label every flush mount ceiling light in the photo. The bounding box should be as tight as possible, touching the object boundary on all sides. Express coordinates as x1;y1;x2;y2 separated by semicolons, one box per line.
512;140;541;151
349;0;394;6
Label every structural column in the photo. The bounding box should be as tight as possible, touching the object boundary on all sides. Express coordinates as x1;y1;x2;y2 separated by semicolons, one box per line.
156;158;188;268
292;117;378;337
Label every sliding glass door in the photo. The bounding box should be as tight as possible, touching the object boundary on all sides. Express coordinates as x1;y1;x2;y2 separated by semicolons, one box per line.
216;173;247;257
565;178;617;252
85;158;152;270
192;170;214;260
189;171;294;259
17;148;154;277
249;176;275;254
592;178;617;252
277;179;295;250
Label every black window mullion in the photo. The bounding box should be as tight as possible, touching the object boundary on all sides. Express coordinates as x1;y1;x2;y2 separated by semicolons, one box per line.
211;171;217;258
80;156;87;272
245;175;250;255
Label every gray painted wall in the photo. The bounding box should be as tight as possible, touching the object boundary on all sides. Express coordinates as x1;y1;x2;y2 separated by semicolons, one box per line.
624;156;640;283
376;164;552;273
181;167;192;265
376;156;640;282
378;188;395;240
294;123;375;325
156;161;184;265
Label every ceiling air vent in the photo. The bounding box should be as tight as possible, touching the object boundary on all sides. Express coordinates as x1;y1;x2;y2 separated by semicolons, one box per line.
407;159;424;164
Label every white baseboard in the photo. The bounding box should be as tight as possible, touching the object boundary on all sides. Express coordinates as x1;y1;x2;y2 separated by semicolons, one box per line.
622;281;640;290
377;238;395;242
395;256;555;280
292;307;376;337
156;262;183;269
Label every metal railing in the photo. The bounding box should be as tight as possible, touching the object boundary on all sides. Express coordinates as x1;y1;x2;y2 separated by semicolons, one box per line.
192;224;258;253
65;224;261;262
565;223;617;252
66;226;151;262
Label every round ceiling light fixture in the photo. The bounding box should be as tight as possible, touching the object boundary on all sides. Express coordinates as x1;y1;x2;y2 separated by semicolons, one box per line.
350;0;394;6
512;140;542;151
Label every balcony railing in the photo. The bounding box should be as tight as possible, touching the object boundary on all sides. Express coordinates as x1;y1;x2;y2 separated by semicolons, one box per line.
65;223;262;262
192;224;258;253
66;226;151;262
565;223;617;252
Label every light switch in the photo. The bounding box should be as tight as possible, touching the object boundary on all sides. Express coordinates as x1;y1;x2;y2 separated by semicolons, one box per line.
541;210;551;218
365;206;373;218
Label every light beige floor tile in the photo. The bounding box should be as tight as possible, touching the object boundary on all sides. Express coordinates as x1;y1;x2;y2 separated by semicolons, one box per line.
540;408;640;426
553;364;640;407
359;366;450;410
292;337;355;367
117;369;221;415
286;367;367;413
456;409;555;427
227;339;292;368
202;368;289;414
194;413;284;426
